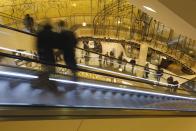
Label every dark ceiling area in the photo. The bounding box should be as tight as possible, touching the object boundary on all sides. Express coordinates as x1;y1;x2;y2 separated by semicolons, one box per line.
159;0;196;29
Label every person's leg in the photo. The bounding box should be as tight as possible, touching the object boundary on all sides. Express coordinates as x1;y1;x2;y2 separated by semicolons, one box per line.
104;58;106;66
63;51;78;81
174;87;178;93
69;57;78;81
131;65;134;75
159;76;162;82
144;71;146;78
110;59;113;67
170;86;174;93
99;60;102;67
44;48;56;75
156;74;158;81
36;48;57;91
144;69;148;78
168;85;172;92
38;48;50;80
124;63;126;71
158;76;160;82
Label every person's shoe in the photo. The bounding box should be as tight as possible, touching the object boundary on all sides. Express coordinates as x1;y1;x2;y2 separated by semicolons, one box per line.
46;81;58;92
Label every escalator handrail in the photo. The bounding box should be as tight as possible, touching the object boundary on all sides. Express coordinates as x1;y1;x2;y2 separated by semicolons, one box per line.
0;23;36;36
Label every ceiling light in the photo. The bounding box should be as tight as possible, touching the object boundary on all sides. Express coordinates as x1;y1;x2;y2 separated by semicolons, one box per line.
82;22;87;27
72;3;76;7
143;6;157;13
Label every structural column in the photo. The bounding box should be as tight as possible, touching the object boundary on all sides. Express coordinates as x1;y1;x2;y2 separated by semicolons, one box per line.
136;43;148;77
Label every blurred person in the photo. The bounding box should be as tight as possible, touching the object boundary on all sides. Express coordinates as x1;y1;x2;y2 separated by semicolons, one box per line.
36;23;58;91
156;66;163;82
83;41;90;61
167;76;174;92
118;52;123;68
83;40;89;51
118;53;126;71
23;14;35;33
122;58;128;72
97;40;102;54
104;52;109;67
130;57;136;75
36;23;43;33
110;50;114;67
99;54;102;67
172;80;179;93
84;52;90;65
144;63;149;78
57;20;78;81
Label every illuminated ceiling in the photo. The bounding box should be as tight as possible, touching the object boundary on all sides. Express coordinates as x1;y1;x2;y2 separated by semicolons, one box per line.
0;0;113;20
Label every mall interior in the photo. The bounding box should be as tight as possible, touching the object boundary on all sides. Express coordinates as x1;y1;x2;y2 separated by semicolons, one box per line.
0;0;196;130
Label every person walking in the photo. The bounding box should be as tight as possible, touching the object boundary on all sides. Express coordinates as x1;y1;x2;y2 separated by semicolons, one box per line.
130;57;136;75
156;66;164;82
167;76;174;92
172;80;179;93
57;20;78;81
98;54;102;67
144;63;150;78
23;14;35;33
104;52;109;67
36;23;58;91
110;50;115;67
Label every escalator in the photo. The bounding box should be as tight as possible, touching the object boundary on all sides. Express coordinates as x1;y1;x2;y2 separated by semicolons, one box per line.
0;48;196;119
0;23;196;120
0;63;196;119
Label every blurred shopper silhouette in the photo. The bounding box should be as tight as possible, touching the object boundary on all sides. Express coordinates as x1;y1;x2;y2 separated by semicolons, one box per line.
172;80;179;93
167;76;174;92
118;52;123;69
130;57;136;75
110;50;114;67
104;52;109;67
156;66;163;82
36;22;58;91
144;63;149;78
23;14;35;33
99;54;102;67
57;20;78;81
